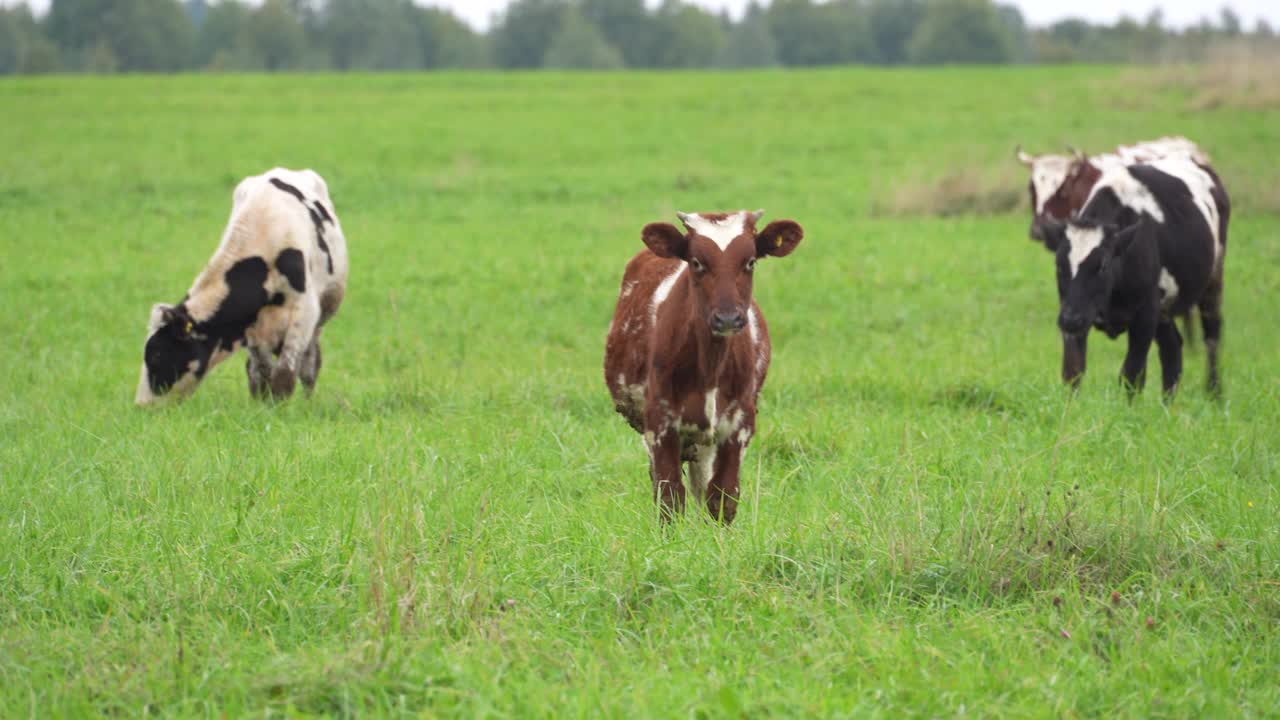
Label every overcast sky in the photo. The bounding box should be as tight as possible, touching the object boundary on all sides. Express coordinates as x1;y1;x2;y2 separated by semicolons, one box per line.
8;0;1278;31
421;0;1279;31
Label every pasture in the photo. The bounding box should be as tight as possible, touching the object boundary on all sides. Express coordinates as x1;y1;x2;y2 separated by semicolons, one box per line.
1;68;1278;716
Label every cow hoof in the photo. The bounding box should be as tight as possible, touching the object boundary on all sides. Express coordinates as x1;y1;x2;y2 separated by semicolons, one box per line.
269;368;297;399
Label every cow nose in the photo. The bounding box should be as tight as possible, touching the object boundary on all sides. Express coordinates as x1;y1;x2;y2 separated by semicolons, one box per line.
1029;222;1045;241
1058;310;1088;335
711;311;747;335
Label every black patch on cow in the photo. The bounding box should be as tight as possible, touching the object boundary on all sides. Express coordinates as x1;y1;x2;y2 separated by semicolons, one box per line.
268;177;306;203
268;176;334;275
144;307;207;393
269;292;286;306
195;256;273;366
276;248;306;293
311;200;334;224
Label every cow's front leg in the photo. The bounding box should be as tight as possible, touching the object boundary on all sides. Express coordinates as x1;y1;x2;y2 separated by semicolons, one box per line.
706;429;750;525
246;345;274;399
270;295;320;400
645;425;685;523
1061;332;1088;389
1120;303;1157;398
1154;316;1183;400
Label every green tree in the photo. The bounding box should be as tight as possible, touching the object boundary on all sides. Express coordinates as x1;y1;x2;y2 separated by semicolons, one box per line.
47;0;194;71
542;7;623;69
493;0;568;68
581;0;660;67
716;3;778;68
767;0;872;66
195;0;252;68
247;0;306;70
908;0;1014;64
868;0;925;64
415;7;491;68
651;1;725;68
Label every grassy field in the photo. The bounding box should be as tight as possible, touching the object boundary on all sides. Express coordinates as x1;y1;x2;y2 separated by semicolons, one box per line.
1;67;1278;717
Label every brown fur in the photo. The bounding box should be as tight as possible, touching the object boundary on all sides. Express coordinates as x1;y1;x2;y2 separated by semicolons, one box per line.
604;213;802;524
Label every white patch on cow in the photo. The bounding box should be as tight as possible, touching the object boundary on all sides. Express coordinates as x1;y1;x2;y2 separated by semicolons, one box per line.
687;444;715;499
1158;268;1179;306
134;364;156;406
678;211;750;251
1029;155;1073;214
747;306;759;343
1088;166;1166;224
715;408;744;443
1066;226;1105;278
620;281;636;299
1117;136;1209;165
704;388;718;427
1147;156;1223;264
650;265;686;325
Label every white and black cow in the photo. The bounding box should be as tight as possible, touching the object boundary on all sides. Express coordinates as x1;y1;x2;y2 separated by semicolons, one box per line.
136;168;348;405
1054;155;1229;398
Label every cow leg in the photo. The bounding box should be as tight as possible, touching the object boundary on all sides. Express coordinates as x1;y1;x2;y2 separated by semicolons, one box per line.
270;295;320;400
299;337;322;393
1154;317;1183;400
1120;303;1157;398
245;345;274;399
1061;332;1088;389
706;434;748;525
685;443;715;507
1199;274;1224;398
645;426;685;523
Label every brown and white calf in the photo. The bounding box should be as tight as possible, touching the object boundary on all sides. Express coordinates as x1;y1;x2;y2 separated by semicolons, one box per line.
1016;136;1209;249
604;211;803;523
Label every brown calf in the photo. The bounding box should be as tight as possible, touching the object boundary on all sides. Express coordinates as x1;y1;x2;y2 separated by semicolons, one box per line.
604;210;803;524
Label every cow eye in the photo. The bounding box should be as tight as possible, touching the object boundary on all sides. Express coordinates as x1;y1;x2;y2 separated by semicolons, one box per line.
689;257;705;273
745;258;756;272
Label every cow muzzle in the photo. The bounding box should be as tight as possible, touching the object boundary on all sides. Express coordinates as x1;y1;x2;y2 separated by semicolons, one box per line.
710;310;747;337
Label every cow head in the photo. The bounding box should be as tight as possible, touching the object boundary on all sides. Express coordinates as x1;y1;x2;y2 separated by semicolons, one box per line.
136;303;209;405
641;210;802;337
1055;219;1141;337
1036;151;1104;251
1017;145;1076;246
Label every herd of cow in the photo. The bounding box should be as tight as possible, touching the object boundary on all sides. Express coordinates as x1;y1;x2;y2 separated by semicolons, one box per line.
135;134;1229;523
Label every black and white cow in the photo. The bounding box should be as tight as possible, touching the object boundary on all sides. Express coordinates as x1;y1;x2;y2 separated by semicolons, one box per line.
1054;156;1229;398
136;168;349;405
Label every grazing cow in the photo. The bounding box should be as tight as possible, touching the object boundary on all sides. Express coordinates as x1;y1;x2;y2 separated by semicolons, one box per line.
135;168;348;405
1054;155;1229;398
1016;136;1209;249
604;210;803;523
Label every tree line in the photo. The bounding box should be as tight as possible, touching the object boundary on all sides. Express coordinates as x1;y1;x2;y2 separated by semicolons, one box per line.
1;0;1276;74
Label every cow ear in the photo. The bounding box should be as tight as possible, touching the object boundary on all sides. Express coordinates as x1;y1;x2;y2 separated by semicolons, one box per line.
642;223;688;260
756;220;803;258
1109;222;1142;256
1015;145;1035;167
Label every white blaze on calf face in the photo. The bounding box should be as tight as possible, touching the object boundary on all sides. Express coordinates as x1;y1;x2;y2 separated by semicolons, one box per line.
1030;156;1073;214
676;211;755;250
1066;226;1105;278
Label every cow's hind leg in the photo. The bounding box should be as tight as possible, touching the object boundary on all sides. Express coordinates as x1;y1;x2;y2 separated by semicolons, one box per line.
1155;317;1183;400
246;346;274;399
270;294;321;400
299;337;322;393
1199;274;1224;398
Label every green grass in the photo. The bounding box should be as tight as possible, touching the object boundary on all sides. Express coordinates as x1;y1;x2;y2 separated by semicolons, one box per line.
1;67;1277;717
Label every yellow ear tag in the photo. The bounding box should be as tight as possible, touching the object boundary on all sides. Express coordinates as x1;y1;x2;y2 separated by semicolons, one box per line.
775;236;783;247
185;321;193;334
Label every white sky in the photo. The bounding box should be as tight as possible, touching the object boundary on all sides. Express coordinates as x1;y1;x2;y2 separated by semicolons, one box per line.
423;0;1279;31
7;0;1278;32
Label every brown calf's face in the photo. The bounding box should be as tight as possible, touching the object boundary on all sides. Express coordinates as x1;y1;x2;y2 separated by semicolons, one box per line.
641;210;802;336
